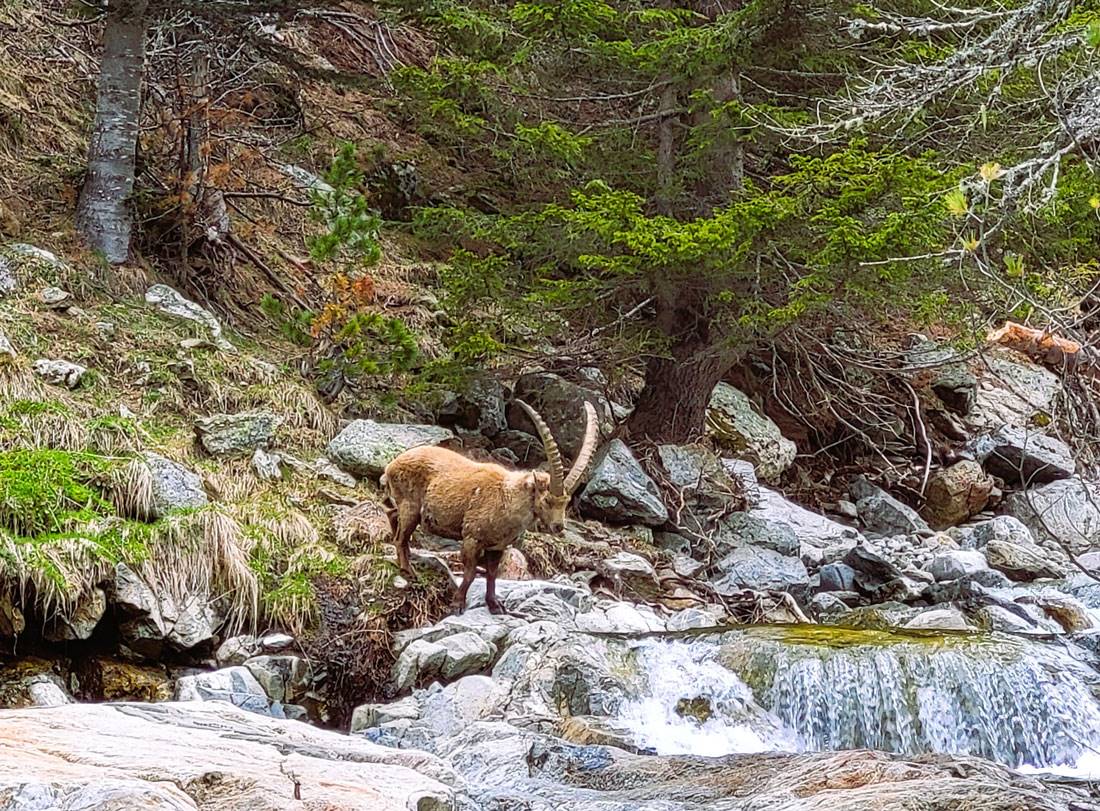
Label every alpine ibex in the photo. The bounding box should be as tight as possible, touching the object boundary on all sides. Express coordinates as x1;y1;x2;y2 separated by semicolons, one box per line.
382;400;599;614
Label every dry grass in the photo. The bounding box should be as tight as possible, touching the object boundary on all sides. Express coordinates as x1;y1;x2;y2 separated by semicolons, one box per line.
106;457;156;521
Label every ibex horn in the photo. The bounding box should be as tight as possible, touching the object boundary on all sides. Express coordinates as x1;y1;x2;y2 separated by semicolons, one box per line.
565;401;599;495
516;399;565;496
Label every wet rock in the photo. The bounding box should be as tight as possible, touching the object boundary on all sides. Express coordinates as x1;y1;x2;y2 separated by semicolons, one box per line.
32;358;86;389
575;601;665;633
595;551;661;600
975;425;1075;485
195;410;281;456
327;419;454;478
75;657;171;702
984;536;1067;581
0;659;72;708
922;461;994;528
43;587;106;641
850;477;931;536
145;283;235;352
245;655;314;704
1004;478;1100;555
508;372;616;459
142;452;208;518
930;550;991;582
437;377;508;437
711;545;809;595
577;439;668;526
706;383;796;482
175;666;271;715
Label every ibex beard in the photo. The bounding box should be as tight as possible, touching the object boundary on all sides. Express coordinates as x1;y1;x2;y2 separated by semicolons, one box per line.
382;400;598;614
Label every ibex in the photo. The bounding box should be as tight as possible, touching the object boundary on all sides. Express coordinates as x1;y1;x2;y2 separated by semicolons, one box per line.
382;400;598;614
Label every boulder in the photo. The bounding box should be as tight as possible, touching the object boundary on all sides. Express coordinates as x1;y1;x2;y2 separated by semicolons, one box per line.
508;372;615;459
843;545;905;592
922;461;994;528
711;545;809;595
141;452;208;518
967;350;1060;429
244;655;314;704
1003;478;1100;555
437;377;508;437
850;477;931;536
0;244;71;291
1022;592;1094;633
705;383;796;482
0;701;457;810
392;639;450;692
595;551;661;600
145;283;235;352
749;486;863;552
327;419;454;478
195;410;281;456
350;696;421;733
43;587;106;642
656;443;742;536
818;562;857;592
111;563;220;656
216;634;295;667
577;440;668;526
903;607;974;631
31;358;86;389
0;659;72;709
974;426;1075;485
713;512;800;557
984;537;1067;581
174;667;271;715
493;429;548;465
438;632;497;680
929;550;991;582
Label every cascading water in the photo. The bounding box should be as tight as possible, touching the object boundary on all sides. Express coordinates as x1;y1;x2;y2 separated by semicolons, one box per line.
615;625;1100;773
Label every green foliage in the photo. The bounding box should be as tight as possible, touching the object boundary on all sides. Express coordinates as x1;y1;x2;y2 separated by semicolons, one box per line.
0;449;113;537
309;142;383;268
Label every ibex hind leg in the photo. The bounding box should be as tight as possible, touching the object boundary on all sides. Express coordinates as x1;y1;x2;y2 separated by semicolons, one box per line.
483;549;505;615
452;536;480;615
393;502;420;577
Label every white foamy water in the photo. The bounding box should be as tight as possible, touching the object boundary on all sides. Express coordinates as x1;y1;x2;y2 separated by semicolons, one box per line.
616;639;800;756
614;630;1100;773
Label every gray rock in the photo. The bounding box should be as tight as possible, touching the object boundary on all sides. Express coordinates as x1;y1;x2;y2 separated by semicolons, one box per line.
327;419;454;478
174;666;271;715
905;336;976;414
251;448;283;481
145;283;235;352
43;587;106;642
930;550;991;582
493;428;548;465
974;426;1075;485
437;377;508;437
195;410;281;456
577;440;668;526
818;562;857;592
594;552;661;599
1004;478;1100;555
31;358;86;389
0;332;15;362
750;486;863;552
903;607;974;631
111;563;220;656
0;660;73;709
666;607;720;631
810;592;852;620
216;635;262;667
313;455;358;487
985;537;1067;581
843;544;905;592
244;655;313;704
437;631;496;680
713;512;800;557
508;372;615;459
721;459;761;504
38;285;70;309
706;383;796;482
392;639;450;692
850;477;931;536
711;545;809;595
967;351;1060;430
142;452;208;518
656;443;743;537
351;696;421;733
0;255;15;297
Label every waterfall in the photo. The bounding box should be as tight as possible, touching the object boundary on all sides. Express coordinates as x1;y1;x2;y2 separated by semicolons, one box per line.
614;626;1100;772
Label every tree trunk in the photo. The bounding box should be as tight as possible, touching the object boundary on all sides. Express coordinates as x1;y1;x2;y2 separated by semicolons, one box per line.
76;0;148;265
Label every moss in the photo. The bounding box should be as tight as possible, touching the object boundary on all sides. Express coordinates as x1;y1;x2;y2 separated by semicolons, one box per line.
0;448;115;536
734;623;975;650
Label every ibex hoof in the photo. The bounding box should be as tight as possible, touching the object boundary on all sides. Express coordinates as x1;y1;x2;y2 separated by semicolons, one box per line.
485;599;505;615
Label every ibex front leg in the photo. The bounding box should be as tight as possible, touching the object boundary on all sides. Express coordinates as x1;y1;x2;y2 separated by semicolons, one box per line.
483;549;504;615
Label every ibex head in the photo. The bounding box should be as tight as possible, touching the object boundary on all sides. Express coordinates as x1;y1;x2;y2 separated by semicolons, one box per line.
515;399;599;534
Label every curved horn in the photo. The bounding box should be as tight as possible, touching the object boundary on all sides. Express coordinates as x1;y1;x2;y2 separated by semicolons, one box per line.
564;401;599;495
516;399;565;496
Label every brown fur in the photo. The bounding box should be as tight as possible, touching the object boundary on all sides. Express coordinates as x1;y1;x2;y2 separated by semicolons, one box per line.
382;446;569;614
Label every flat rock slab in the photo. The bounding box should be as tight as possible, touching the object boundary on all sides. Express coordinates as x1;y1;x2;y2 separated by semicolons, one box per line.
0;702;457;811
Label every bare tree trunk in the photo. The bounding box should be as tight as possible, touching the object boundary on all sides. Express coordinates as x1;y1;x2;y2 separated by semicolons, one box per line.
76;0;148;265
